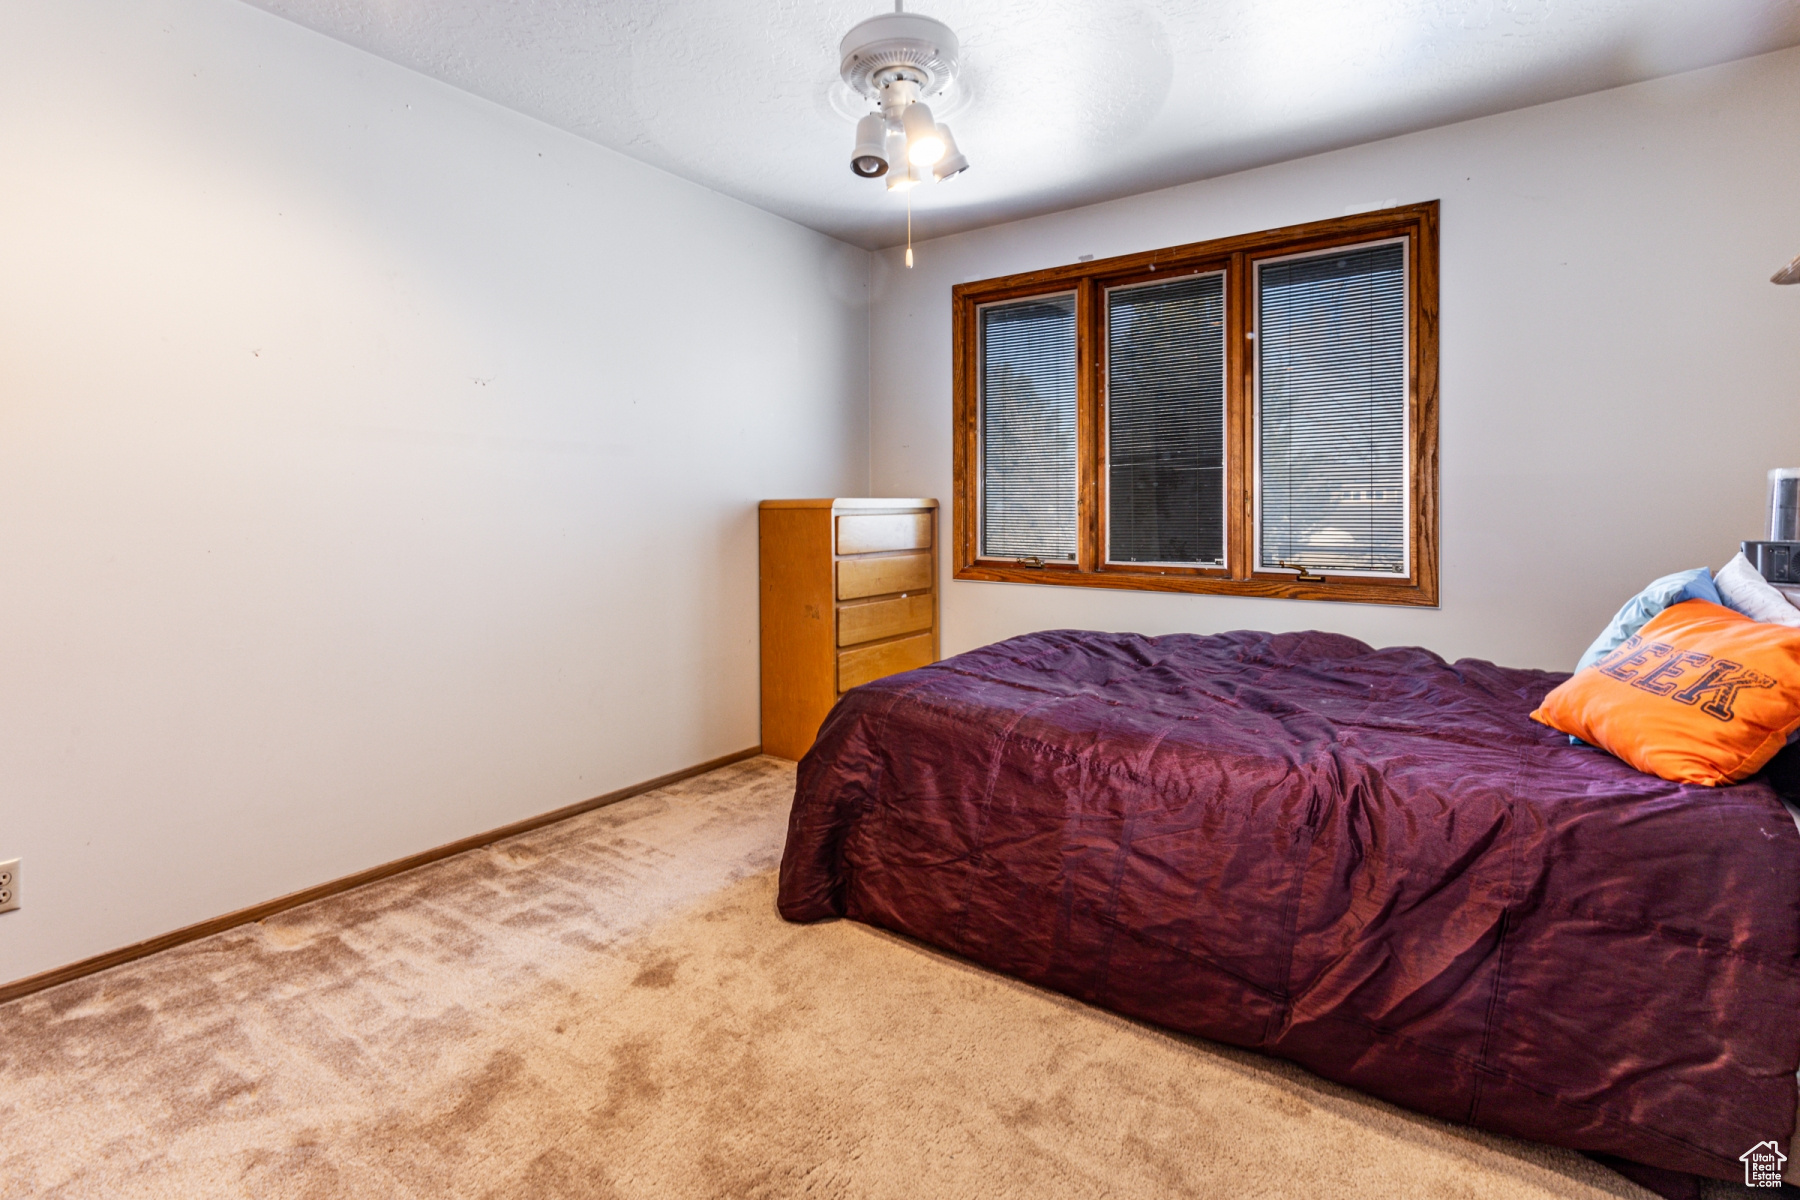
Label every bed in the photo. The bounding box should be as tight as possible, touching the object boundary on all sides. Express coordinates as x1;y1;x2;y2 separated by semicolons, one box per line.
777;628;1800;1192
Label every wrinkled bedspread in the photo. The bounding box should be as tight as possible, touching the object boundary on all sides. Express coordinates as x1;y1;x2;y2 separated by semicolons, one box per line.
778;629;1800;1181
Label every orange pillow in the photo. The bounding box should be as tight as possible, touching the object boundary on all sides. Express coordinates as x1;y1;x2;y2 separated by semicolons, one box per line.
1532;599;1800;786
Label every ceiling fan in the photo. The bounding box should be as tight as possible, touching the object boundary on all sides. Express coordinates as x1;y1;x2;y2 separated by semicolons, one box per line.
837;1;970;266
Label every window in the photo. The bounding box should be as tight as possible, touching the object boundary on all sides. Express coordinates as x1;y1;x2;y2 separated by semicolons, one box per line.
1107;272;1226;567
1257;241;1408;577
952;204;1438;605
979;294;1078;562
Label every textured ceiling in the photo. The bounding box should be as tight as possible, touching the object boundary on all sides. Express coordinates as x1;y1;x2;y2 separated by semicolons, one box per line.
237;0;1800;249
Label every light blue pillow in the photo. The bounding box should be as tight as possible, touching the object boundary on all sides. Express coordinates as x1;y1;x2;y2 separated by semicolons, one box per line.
1574;568;1721;673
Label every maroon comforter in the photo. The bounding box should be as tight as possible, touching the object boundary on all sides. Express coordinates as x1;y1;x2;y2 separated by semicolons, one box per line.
778;629;1800;1182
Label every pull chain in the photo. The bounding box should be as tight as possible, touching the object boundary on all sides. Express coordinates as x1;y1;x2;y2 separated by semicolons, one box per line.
905;189;914;268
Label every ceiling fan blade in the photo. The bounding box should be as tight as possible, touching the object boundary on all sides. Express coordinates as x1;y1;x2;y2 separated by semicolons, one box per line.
1773;254;1800;285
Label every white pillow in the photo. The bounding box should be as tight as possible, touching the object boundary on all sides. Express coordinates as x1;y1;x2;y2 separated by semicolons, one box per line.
1714;552;1800;627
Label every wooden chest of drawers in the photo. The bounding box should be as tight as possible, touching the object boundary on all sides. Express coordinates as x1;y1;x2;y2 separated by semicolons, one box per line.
759;498;939;760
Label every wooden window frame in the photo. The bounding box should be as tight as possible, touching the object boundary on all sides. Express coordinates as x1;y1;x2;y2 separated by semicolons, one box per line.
951;202;1439;607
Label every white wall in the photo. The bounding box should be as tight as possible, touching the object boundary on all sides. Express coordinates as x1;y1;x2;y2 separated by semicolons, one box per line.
870;46;1800;674
0;0;869;987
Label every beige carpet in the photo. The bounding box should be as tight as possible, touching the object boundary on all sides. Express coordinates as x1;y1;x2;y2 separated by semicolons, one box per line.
0;755;1692;1199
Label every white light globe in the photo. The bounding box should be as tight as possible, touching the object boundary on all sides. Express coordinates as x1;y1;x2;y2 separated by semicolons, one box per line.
900;101;946;166
908;135;946;166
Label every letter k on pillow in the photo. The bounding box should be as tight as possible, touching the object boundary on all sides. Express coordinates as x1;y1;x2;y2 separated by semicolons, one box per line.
1534;599;1800;785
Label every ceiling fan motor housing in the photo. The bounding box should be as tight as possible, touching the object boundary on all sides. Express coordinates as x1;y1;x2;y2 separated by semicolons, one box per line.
838;12;960;101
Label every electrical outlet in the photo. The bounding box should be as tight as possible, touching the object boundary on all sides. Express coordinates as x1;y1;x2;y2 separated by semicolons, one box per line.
0;859;18;913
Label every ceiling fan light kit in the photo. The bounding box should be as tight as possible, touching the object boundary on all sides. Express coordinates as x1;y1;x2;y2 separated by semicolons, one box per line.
886;159;926;192
931;125;968;181
838;3;969;188
850;114;889;178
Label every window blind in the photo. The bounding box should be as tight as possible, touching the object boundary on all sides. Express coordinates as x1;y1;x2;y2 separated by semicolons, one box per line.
1106;273;1226;565
1257;242;1407;575
980;294;1078;561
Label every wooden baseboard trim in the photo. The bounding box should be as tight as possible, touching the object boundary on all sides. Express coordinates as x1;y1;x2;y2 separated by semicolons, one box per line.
0;746;763;1007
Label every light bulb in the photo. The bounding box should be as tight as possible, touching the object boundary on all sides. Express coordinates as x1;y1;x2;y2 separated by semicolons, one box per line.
908;135;946;167
885;146;924;191
901;101;945;167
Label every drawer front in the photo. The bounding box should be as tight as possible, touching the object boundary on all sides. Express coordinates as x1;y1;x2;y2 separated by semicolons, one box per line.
836;552;932;601
836;512;931;556
837;592;933;648
838;632;934;693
